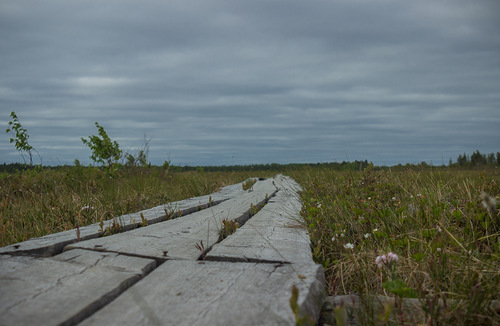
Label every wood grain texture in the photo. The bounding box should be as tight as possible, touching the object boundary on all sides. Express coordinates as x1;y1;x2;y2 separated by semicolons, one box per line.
65;178;278;260
0;176;327;326
206;189;312;263
0;249;156;326
0;181;247;257
80;260;325;326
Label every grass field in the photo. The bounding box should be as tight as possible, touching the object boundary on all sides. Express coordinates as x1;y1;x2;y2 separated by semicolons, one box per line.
1;164;499;324
290;165;500;325
0;166;275;246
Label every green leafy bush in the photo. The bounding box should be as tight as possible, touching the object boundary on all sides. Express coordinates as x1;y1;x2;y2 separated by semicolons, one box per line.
81;122;122;169
5;111;40;166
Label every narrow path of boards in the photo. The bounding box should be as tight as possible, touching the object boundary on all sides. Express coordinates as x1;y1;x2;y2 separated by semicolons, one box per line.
0;175;326;326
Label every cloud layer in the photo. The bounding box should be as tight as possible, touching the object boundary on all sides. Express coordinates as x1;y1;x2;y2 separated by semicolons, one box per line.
1;0;499;166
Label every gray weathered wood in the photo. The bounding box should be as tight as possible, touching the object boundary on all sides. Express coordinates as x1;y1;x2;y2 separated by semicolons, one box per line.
66;178;278;260
0;180;248;257
80;260;325;326
273;174;303;194
0;249;156;326
0;176;327;325
206;188;312;263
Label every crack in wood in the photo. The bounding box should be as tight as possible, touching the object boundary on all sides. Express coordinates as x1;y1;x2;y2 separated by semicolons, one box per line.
197;189;279;261
1;176;324;326
0;198;233;259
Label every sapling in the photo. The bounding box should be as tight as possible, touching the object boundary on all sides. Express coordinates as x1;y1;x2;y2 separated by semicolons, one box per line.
5;111;41;165
81;122;122;170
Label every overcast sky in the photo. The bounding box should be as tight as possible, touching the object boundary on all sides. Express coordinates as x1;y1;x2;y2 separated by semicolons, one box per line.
1;0;499;166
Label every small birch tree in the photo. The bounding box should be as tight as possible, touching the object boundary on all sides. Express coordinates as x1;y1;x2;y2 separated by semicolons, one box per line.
81;122;122;168
5;111;40;165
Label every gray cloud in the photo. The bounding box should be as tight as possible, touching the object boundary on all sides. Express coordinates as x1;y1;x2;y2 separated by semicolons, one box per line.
1;0;499;166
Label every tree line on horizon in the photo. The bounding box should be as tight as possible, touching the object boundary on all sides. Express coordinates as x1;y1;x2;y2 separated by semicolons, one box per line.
4;111;499;173
2;152;499;174
454;150;500;167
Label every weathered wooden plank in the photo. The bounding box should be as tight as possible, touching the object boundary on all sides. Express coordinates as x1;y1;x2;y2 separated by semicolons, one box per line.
0;180;248;257
80;260;325;326
206;188;312;263
0;249;156;326
273;174;303;194
66;178;278;260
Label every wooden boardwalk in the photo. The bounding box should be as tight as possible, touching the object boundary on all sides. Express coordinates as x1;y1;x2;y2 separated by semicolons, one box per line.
0;175;326;325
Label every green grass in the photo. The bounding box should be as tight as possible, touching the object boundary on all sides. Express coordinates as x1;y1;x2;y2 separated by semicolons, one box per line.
0;166;274;246
290;165;500;325
242;178;257;191
2;164;499;324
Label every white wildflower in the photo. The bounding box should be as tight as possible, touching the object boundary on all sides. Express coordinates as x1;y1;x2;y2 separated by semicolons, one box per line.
480;192;497;213
344;243;354;249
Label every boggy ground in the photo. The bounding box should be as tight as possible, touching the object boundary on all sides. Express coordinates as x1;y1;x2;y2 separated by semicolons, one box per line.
1;165;499;325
